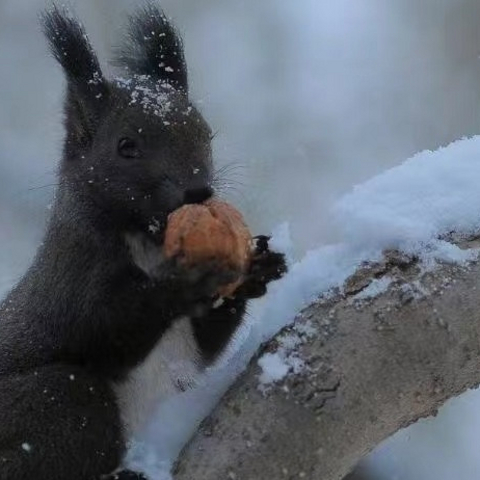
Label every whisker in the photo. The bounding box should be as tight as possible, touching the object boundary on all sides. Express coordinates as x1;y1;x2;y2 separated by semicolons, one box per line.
214;185;248;204
213;175;262;193
214;163;248;178
19;178;84;197
27;183;61;192
213;161;251;199
214;172;248;184
210;129;220;141
214;160;247;172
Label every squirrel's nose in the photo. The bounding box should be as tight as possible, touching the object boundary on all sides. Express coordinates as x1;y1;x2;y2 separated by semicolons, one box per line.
183;186;213;205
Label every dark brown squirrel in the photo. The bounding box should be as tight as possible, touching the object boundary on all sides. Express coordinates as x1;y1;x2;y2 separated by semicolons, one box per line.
0;4;286;480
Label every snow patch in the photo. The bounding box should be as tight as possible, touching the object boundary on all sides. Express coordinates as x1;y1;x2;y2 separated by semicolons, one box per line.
258;353;290;385
335;136;480;263
124;441;172;480
257;318;319;391
353;276;393;300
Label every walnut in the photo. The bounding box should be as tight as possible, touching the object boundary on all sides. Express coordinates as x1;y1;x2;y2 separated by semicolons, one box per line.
163;199;252;297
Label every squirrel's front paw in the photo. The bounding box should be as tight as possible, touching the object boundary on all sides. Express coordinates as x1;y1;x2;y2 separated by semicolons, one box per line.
163;258;242;314
235;235;287;300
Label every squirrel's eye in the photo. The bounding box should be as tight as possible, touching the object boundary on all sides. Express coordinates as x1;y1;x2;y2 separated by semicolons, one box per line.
118;138;141;159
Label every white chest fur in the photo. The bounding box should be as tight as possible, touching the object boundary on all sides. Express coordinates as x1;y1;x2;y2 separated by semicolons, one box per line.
112;315;201;437
116;233;202;437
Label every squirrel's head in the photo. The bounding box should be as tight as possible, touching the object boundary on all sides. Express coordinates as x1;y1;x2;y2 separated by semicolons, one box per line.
42;5;214;235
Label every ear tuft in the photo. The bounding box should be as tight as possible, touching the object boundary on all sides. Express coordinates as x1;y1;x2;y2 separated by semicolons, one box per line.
115;4;188;91
41;6;108;151
41;5;105;95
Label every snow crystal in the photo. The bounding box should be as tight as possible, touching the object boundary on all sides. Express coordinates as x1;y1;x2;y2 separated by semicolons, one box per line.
148;218;161;235
21;443;31;453
115;75;174;118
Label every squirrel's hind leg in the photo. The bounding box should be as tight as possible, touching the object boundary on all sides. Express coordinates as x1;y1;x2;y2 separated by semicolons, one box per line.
0;365;125;480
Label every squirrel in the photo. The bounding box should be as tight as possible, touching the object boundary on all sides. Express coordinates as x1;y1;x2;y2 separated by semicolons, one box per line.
0;5;286;480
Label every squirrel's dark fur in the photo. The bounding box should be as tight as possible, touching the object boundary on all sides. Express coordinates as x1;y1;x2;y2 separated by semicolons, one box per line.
0;4;286;480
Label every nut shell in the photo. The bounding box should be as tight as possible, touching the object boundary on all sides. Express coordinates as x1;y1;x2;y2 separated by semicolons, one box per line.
163;199;252;297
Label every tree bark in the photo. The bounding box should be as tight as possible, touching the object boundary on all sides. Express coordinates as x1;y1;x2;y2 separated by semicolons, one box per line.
174;240;480;480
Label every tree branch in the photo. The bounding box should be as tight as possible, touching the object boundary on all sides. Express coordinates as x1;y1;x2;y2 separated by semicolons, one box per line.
174;239;480;480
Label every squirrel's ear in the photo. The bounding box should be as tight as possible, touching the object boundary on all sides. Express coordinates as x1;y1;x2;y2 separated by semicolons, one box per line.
115;4;188;92
42;6;108;148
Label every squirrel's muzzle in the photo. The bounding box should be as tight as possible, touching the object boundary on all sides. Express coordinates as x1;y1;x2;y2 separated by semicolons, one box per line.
183;186;213;205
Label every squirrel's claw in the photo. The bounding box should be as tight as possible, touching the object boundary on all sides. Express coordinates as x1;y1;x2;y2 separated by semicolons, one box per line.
235;236;288;300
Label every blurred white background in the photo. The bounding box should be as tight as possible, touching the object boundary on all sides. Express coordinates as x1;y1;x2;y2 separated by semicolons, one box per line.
1;1;480;478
